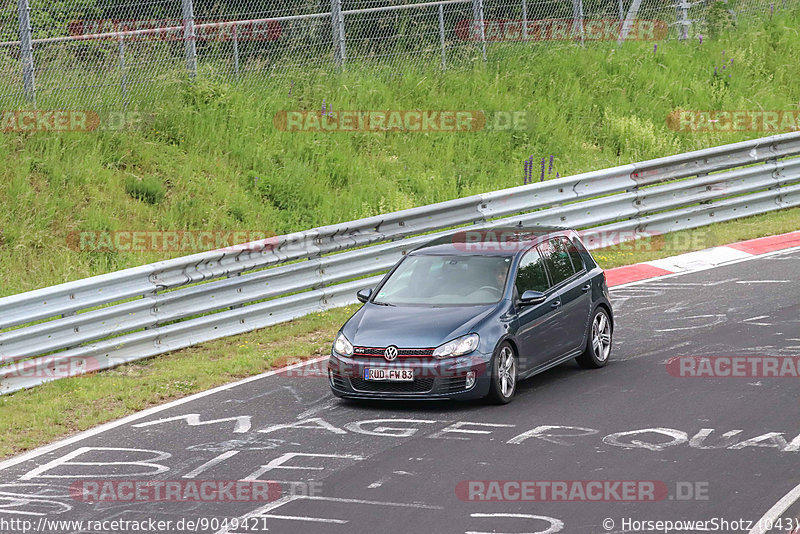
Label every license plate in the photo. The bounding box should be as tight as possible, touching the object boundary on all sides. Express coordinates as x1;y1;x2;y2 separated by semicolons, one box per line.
364;368;414;381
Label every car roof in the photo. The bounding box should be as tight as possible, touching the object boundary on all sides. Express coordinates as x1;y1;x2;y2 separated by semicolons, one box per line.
409;225;573;257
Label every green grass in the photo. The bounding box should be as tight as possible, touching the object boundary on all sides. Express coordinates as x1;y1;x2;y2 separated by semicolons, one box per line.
2;12;800;296
1;12;800;460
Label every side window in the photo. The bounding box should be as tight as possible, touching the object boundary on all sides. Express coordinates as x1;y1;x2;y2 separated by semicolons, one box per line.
540;237;576;286
564;236;584;272
515;248;550;295
571;235;596;269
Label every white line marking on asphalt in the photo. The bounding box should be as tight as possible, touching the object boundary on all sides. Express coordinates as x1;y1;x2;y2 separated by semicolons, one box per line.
654;314;726;332
467;513;564;534
367;470;416;489
243;452;364;481
741;315;774;326
215;495;443;533
261;513;347;523
0;356;329;472
748;482;800;534
19;447;171;480
736;280;791;283
132;413;253;433
296;398;338;420
182;450;239;479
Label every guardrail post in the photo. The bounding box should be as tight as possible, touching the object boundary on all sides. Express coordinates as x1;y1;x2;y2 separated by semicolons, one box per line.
182;0;197;77
572;0;585;46
438;3;446;71
118;35;128;111
677;0;690;40
17;0;36;105
331;0;346;71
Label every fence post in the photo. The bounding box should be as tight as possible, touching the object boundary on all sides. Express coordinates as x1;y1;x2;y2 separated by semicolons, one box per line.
16;0;36;105
438;3;446;71
331;0;346;71
182;0;197;77
522;0;528;40
118;35;128;111
232;25;240;79
472;0;486;61
677;0;690;40
572;0;584;46
618;0;643;44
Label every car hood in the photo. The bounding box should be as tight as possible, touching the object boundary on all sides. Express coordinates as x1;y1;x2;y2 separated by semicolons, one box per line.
343;303;497;348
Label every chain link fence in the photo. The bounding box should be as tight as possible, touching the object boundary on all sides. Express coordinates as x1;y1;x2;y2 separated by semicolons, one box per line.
0;0;787;110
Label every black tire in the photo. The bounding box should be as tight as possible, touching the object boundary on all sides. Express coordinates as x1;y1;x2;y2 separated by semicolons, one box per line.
487;341;518;404
576;307;612;369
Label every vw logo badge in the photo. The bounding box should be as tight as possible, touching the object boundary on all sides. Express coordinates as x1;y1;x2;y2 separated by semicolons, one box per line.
384;345;399;361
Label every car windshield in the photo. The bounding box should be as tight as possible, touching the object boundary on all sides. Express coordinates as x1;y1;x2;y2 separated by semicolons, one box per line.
372;254;512;306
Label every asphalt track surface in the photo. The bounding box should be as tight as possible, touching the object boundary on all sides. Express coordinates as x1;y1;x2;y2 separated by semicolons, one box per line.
0;247;799;534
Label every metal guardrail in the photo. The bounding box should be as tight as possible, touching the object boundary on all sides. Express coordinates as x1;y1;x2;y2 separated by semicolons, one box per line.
1;131;800;394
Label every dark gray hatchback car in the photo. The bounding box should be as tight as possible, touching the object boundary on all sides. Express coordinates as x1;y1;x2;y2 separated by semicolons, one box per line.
328;226;613;403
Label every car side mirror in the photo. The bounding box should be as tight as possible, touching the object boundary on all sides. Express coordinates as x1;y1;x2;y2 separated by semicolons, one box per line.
519;290;546;305
356;288;373;303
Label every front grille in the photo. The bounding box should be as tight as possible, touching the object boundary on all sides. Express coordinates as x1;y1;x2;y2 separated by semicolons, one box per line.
353;346;435;358
439;376;468;393
349;377;434;394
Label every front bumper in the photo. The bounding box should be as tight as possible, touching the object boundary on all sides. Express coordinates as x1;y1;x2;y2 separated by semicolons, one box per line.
328;350;493;400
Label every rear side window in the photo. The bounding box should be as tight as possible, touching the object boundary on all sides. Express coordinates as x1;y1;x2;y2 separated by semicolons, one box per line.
571;235;597;270
539;237;577;286
565;237;584;272
515;248;550;294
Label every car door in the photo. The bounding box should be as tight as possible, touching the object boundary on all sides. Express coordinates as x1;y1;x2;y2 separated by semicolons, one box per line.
564;235;593;350
539;237;592;357
512;247;562;371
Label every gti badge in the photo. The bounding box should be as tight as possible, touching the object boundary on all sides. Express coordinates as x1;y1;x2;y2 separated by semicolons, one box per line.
384;345;398;361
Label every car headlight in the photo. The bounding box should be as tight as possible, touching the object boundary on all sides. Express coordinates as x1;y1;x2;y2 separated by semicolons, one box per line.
333;332;354;357
433;333;479;359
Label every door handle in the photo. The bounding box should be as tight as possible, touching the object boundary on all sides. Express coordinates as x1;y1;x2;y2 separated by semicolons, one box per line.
550;300;561;308
581;284;591;292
